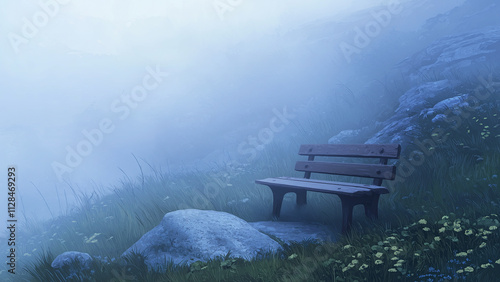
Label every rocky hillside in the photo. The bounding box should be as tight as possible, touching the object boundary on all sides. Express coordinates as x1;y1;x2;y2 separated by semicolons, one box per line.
329;26;500;150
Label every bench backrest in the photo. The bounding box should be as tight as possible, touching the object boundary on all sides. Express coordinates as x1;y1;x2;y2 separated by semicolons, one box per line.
296;144;401;186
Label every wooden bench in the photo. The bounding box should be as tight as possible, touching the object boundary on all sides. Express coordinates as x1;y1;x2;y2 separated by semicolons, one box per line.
255;144;401;234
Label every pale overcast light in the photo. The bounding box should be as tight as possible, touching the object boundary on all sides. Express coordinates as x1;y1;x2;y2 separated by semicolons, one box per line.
0;0;463;228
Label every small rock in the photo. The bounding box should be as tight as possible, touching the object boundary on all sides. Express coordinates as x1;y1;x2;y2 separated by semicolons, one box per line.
51;251;92;269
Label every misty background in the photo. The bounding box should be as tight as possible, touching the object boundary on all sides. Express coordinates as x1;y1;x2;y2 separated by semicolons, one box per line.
0;0;482;236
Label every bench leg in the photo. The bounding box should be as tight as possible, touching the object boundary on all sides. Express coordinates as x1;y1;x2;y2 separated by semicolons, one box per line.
339;195;355;234
363;194;380;220
296;190;307;206
270;187;287;220
339;195;381;234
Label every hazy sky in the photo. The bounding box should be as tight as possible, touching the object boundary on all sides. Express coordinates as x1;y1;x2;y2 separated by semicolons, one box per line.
0;0;465;227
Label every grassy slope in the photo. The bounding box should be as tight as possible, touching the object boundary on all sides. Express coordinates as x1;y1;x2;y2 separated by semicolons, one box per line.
4;70;500;281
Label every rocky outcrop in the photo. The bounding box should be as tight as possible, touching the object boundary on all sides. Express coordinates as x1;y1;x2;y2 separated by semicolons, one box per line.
399;26;500;84
365;79;466;145
329;27;500;148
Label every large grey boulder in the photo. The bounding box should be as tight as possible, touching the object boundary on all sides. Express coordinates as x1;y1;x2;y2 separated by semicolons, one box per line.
121;209;281;269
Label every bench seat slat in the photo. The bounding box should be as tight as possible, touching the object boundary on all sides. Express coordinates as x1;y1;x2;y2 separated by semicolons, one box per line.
299;144;401;158
295;161;396;180
255;177;389;196
277;177;389;193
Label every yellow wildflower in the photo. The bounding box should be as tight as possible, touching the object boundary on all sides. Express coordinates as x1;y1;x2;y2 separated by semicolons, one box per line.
464;266;474;272
388;268;397;272
375;260;383;265
479;242;487;248
481;263;492;269
418;219;427;224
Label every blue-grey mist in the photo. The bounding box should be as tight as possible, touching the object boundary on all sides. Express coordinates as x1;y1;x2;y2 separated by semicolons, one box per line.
0;0;471;239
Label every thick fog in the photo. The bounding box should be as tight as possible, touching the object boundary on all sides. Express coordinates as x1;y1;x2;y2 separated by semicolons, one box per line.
0;0;466;230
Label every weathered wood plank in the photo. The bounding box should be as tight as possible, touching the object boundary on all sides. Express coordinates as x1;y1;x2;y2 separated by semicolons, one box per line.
298;144;401;158
277;177;389;193
255;177;388;196
295;161;397;180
